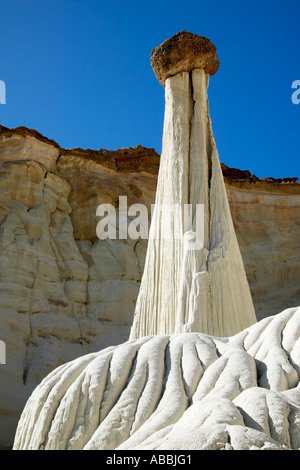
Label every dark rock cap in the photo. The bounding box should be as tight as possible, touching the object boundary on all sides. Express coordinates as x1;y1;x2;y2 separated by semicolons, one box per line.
151;30;219;86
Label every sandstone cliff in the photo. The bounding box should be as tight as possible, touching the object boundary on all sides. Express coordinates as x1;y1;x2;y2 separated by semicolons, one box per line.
0;124;299;447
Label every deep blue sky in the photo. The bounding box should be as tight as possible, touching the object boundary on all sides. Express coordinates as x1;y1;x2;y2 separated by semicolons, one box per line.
1;0;299;179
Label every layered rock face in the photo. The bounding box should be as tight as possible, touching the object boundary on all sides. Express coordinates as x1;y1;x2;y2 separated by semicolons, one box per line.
0;126;157;448
0;132;80;448
13;307;300;450
225;180;300;321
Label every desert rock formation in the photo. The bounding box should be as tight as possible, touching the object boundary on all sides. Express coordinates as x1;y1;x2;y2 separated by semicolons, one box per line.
13;306;300;450
0;125;157;447
130;32;256;339
10;31;300;451
0;123;299;448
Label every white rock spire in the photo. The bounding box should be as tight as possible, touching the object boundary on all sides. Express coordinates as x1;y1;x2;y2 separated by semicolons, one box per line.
130;31;256;339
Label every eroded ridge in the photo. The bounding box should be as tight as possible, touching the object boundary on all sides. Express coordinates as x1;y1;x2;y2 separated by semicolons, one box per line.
13;307;300;450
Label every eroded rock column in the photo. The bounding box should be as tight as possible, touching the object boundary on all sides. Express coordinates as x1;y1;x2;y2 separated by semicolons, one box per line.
130;31;256;339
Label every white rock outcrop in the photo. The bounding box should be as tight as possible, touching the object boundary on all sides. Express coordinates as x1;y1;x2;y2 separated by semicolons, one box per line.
130;32;256;339
13;307;300;450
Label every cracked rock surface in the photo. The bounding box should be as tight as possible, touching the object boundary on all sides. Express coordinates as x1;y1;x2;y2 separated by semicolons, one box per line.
13;306;300;450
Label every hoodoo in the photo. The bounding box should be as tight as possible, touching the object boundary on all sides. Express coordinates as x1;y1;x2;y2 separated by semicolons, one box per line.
12;33;300;452
130;31;256;339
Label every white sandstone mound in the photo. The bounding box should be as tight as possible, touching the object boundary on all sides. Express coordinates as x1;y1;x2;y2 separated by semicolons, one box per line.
13;306;300;450
130;32;256;340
